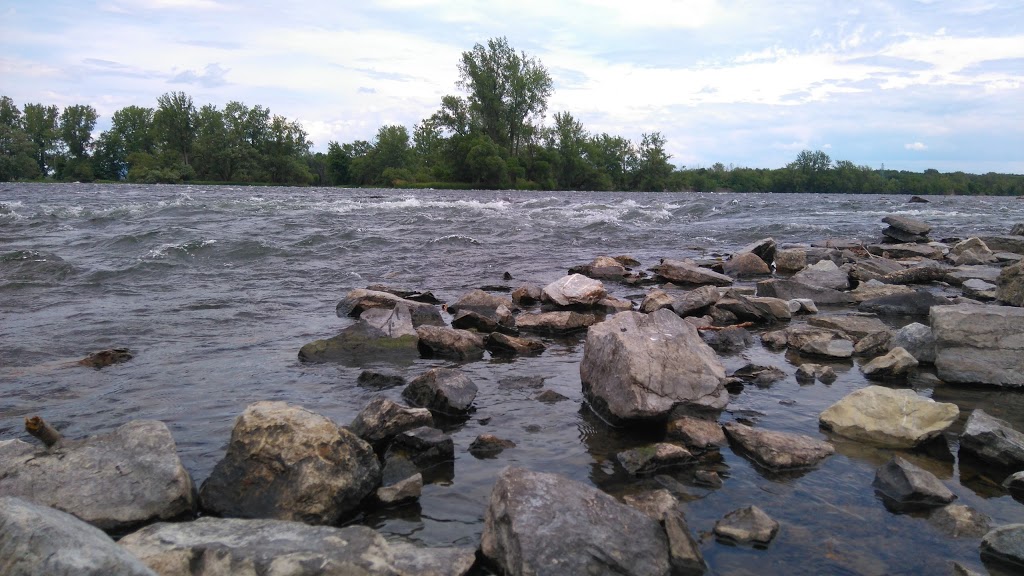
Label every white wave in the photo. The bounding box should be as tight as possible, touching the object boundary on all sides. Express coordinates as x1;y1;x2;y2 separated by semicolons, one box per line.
428;234;482;244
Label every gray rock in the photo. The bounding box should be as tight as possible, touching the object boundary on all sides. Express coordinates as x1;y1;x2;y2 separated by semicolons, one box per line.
872;456;956;510
883;215;932;235
0;420;195;531
735;237;776;266
959;409;1024;470
795;363;837;384
731;364;787;387
981;524;1024;573
640;288;676;313
849;281;916;302
723;422;834;470
542;273;607;307
672;285;722;317
652;258;733;286
468;434;516;458
861;347;919;379
756;278;855;304
415;325;485;361
859;290;950;316
569;256;628;280
774;248;807;273
1005;471;1024;498
808;314;889;341
349;396;433;446
387;426;455;471
484;332;546;356
511;283;543;305
402;368;478;416
701;325;752;353
713;505;780;546
962;278;998;300
480;467;671;576
376;473;422;505
788;298;818;314
723;252;771;277
617;443;693;475
119;517;476;576
447;289;514;316
849;258;907;283
580;309;728;423
890;322;936;363
666;416;727;449
776;325;855;358
793;260;850;290
979;235;1024;255
997;260;1024;306
948;264;1003;284
819;386;959;448
337;288;443;326
199;402;379;525
928;504;991;538
534;389;569;403
450;310;501;333
357;369;406;389
713;291;788;324
0;496;156;576
621;489;679;521
867;243;944;260
664;509;707;576
515;311;598;334
854;330;893;357
931;304;1024;387
883;225;928;243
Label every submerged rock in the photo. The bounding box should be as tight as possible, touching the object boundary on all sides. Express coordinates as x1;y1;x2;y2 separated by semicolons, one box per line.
819;386;959;448
198;401;380;525
78;347;133;369
0;420;195;531
299;306;419;364
119;517;476;576
872;456;956;510
0;496;156;576
469;434;516;458
713;505;780;546
617;443;693;475
580;309;728;423
480;467;670;576
928;504;991;538
723;422;834;470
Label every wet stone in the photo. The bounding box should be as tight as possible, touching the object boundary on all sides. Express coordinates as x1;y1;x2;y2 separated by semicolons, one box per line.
928;504;990;538
78;347;133;369
621;488;679;521
981;524;1024;573
468;434;516;458
666;415;727;450
402;367;478;416
872;456;956;511
357;369;407;389
534;389;569;403
386;426;455;471
617;443;693;475
694;469;724;488
713;505;780;546
376;472;422;506
723;422;834;470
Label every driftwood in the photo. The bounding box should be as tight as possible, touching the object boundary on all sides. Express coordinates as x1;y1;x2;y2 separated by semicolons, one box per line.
25;416;62;447
698;321;755;332
879;267;955;286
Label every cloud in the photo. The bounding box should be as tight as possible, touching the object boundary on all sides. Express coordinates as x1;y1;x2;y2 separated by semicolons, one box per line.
905;142;929;150
169;63;229;88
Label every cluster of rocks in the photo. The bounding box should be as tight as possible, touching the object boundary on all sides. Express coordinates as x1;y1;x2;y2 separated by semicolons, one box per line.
6;214;1024;575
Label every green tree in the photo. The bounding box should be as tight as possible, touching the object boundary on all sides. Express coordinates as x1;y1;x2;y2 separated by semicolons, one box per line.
457;36;553;156
59;104;98;159
92;105;155;180
192;104;230;180
22;103;60;175
632;132;673;191
0;96;39;181
154;91;197;166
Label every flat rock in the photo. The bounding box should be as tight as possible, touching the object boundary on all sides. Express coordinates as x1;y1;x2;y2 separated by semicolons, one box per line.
948;265;1002;283
849;282;915;302
357;369;406;389
402;368;478;416
0;420;195;531
819;386;959;448
773;324;855;358
959;409;1024;470
713;505;780;546
652;258;733;286
867;243;944;260
119;517;476;576
515;311;598;334
723;422;834;470
617;443;693;475
198;402;379;525
883;225;928;243
447;289;514;315
481;467;670;576
962;278;997;300
931;304;1024;387
0;496;156;576
861;347;919;379
580;309;728;423
542;273;607;307
858;290;950;316
672;285;722;317
415;325;485;361
883;215;932;236
469;434;516;458
569;256;628;280
793;260;850;290
621;489;679;521
484;332;546;356
376;472;423;505
808;314;888;341
981;524;1024;573
756;278;855;305
640;288;676;313
299;319;419;364
979;235;1024;255
872;456;956;510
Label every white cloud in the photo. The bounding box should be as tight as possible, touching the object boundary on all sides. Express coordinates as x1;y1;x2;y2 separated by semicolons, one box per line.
905;142;928;150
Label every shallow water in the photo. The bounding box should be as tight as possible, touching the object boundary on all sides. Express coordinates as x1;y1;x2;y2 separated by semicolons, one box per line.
2;183;1024;574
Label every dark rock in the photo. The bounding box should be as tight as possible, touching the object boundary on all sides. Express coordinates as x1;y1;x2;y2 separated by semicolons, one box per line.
652;258;733;286
535;389;569;403
469;434;516;458
723;422;834;470
872;456;956;510
615;255;642;267
867;242;944;260
883;225;928;243
580;309;728;424
731;364;787;387
376;472;422;505
882;215;932;236
694;469;723;488
666;415;726;450
890;322;935;363
337;288;443;326
909;195;929;203
480;467;670;576
119;518;476;576
0;420;195;531
515;311;598;334
932;304;1024;387
981;524;1024;573
774;248;807;273
198;402;379;525
0;496;156;576
485;332;546;356
78;347;132;369
357;369;407;389
701;326;752;353
795;363;837;384
1005;471;1024;498
415;325;485;361
380;454;420;486
498;375;546;389
854;330;892;357
402;367;478;416
713;505;780;546
511;283;543;305
959;409;1024;470
858;290;950;316
618;443;693;475
713;290;783;324
365;284;443;304
349;396;433;446
756;278;855;305
735;237;776;267
387;426;455;471
664;508;708;576
569;256;627;280
451;310;500;333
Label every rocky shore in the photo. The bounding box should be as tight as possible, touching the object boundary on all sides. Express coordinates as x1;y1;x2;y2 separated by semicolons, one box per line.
3;212;1024;575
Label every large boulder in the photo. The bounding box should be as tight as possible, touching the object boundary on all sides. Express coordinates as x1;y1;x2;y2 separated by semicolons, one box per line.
723;252;771;277
480;467;671;576
0;496;157;576
199;402;380;524
819;386;959;448
959;409;1024;470
348;396;433;447
931;304;1024;387
872;456;956;510
118;517;476;576
997;260;1024;306
336;288;443;326
402;368;478;417
542;273;607;307
569;256;628;280
0;420;195;531
652;259;733;286
414;325;485;361
580;309;728;423
723;422;834;470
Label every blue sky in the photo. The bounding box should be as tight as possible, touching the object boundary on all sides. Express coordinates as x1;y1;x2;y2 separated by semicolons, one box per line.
2;0;1022;173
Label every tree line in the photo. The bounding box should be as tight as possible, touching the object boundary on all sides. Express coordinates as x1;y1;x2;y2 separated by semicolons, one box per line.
2;37;1022;195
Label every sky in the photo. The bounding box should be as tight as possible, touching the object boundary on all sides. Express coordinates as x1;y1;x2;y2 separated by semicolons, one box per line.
1;0;1022;174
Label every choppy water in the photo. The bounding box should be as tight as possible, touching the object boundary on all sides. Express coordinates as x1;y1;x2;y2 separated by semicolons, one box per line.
3;183;1024;574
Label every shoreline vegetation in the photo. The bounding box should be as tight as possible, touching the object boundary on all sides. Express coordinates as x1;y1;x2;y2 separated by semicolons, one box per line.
3;36;1022;195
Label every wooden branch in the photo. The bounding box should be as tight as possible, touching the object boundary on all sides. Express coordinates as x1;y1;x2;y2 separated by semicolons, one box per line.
698;321;755;332
25;416;62;447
